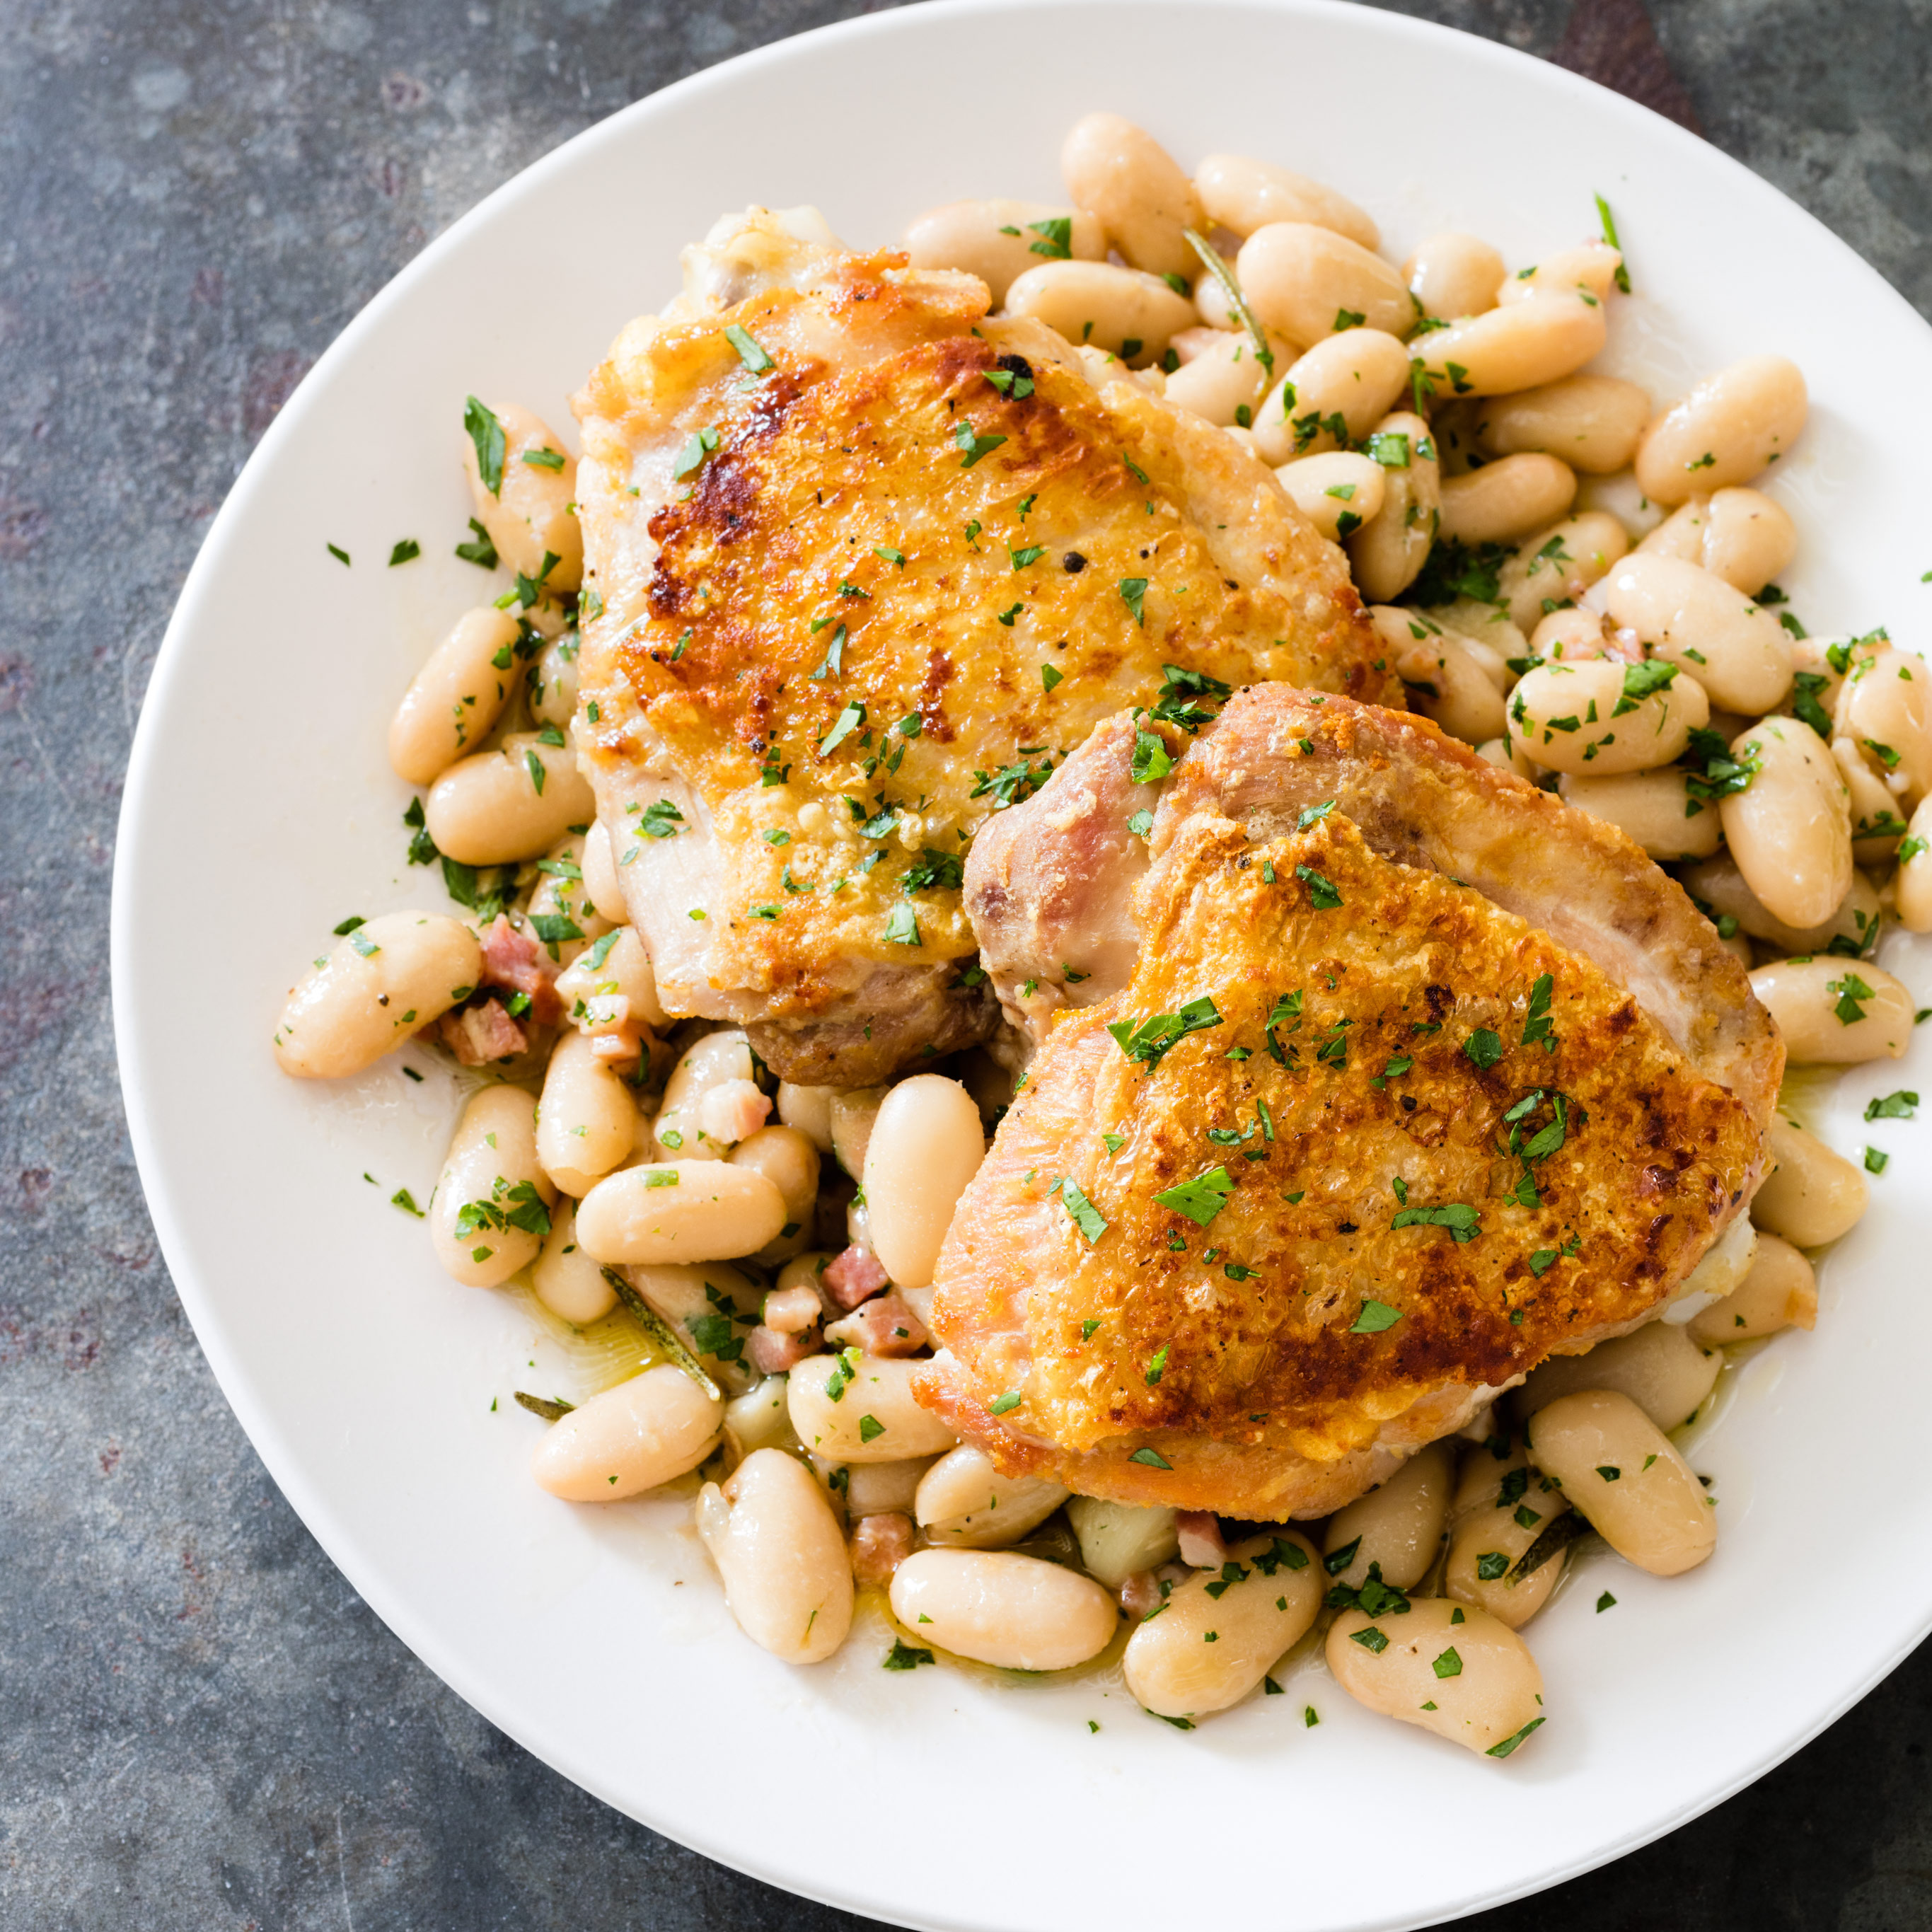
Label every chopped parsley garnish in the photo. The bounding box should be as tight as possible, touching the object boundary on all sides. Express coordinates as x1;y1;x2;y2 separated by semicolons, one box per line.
1026;215;1073;259
1129;1446;1172;1469
1106;996;1224;1069
955;421;1007;468
1130;729;1172;784
1463;1028;1503;1070
521;448;565;471
1126;808;1155;839
463;395;506;495
1119;577;1149;626
1829;972;1873;1024
1060;1179;1109;1244
884;904;921;947
671;427;720;480
1432;1647;1463;1679
819;700;867;758
388;538;420;567
1392;1202;1481;1243
1866;1089;1919;1121
1144;1344;1170;1387
1350;1298;1401;1334
1295;864;1342;910
1486;1717;1544;1759
454;517;497;567
640;799;684;839
326;543;349;566
883;1640;935;1670
724;323;773;372
1152;1165;1235;1227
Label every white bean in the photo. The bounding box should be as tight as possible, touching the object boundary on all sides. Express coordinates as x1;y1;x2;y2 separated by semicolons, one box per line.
536;1026;640;1196
1323;1442;1453;1590
1497;511;1632;634
531;1197;618;1324
526;833;612;972
1371;609;1505;745
425;732;597;866
579;820;627;925
724;1377;799;1459
903;198;1105;306
1065;1497;1180;1589
1251;328;1411;464
654;1029;758;1161
786;1353;956;1462
1836;737;1908;864
1193;153;1378;249
388;606;524;787
1414;293;1607;398
1347;410;1440;602
1060;112;1200;279
462;399;582;591
1752;1118;1870;1246
862;1075;985;1290
1836;646;1932;811
1720;718;1852;930
845;1456;939;1517
1558;769;1720;860
1495;241;1623;307
1638;487;1798;593
1689;1234;1817;1346
574;1162;785;1266
1514;1319;1719;1430
1162;328;1283;427
1237;223;1409;345
1327;1597;1546;1757
1443;1442;1569;1629
429;1084;558;1288
776;1081;838;1152
1508;656;1708;777
630;1261;760;1387
1527;1390;1715;1575
1275;451;1387;542
1476;374;1650;475
1438;453;1577;545
731;1124;820;1263
1899;794;1932;932
274;912;480;1079
696;1447;852;1663
1004;260;1196;364
1749;956;1913;1064
1583;553;1793;714
1124;1532;1322;1718
1402;232;1503;320
1679;854;1882;957
1635;355;1807;505
890;1549;1117;1672
914;1444;1069;1548
531;1363;720;1501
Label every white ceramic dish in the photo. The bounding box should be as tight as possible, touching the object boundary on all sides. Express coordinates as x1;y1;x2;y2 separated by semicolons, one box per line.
113;2;1932;1926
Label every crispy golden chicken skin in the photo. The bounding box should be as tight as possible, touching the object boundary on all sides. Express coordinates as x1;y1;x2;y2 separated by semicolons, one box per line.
570;209;1392;1084
919;690;1779;1519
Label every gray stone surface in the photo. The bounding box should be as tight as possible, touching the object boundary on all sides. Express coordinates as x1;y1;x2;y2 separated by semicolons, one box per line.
1;1;1927;1925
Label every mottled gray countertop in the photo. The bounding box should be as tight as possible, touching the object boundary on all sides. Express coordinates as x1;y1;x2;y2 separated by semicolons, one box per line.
4;2;1929;1926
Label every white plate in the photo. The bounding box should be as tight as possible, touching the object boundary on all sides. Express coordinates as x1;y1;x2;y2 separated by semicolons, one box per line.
113;2;1932;1926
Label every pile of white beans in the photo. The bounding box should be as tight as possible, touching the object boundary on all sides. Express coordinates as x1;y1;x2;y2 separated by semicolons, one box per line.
267;113;1923;1758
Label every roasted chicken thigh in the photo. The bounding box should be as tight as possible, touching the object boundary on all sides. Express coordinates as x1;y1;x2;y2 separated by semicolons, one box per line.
569;209;1392;1084
918;688;1781;1519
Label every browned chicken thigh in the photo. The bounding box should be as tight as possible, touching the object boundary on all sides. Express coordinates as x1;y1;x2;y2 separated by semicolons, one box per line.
917;688;1781;1519
569;209;1392;1085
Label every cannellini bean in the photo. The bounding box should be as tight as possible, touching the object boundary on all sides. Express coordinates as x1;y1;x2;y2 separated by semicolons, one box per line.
1583;553;1793;715
724;1377;797;1459
903;198;1105;306
531;1197;618;1324
428;1084;557;1288
1124;1532;1321;1718
776;1081;837;1152
1529;605;1609;661
1237;223;1409;345
461;400;583;591
527;833;613;972
555;927;665;1065
1347;410;1439;601
862;1075;985;1290
1749;956;1913;1064
1414;293;1607;398
696;1447;852;1663
1004;260;1196;364
388;606;524;787
1476;375;1650;475
731;1124;820;1263
1443;1443;1569;1629
531;1363;720;1502
655;1029;756;1161
579;821;627;925
274;912;480;1078
1191;269;1237;334
1251;328;1411;464
1498;513;1631;635
1060;112;1199;279
1509;656;1707;777
1403;232;1504;320
1162;328;1282;427
1559;769;1720;860
1438;453;1578;545
1836;646;1932;809
1679;854;1882;957
1371;609;1506;745
1721;717;1852;930
574;1161;785;1266
1638;488;1798;593
1527;1390;1715;1575
1424;599;1526;669
826;1085;886;1181
1275;452;1387;541
528;632;581;731
1327;1597;1545;1757
1193;152;1378;249
1689;1234;1817;1345
1752;1119;1870;1246
1496;242;1622;307
1514;1319;1720;1430
424;732;597;867
1899;795;1932;931
890;1549;1117;1672
786;1353;956;1462
845;1456;939;1517
1324;1442;1454;1590
1635;356;1808;505
536;1026;640;1196
1476;736;1537;781
1837;739;1907;866
630;1261;759;1388
1065;1497;1181;1588
914;1444;1069;1548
